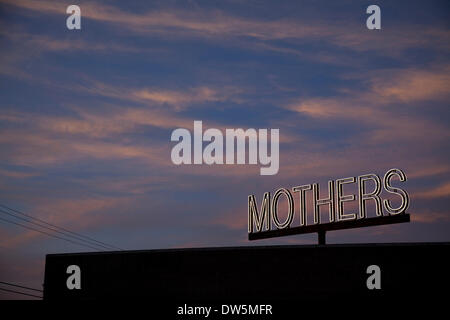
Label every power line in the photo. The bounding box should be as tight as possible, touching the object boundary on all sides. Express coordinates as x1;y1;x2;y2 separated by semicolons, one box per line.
0;208;115;251
0;281;43;292
0;216;102;251
0;287;42;299
0;204;122;250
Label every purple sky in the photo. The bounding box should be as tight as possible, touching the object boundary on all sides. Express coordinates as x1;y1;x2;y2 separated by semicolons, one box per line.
0;0;449;299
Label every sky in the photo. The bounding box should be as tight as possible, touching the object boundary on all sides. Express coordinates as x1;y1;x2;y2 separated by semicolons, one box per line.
0;0;449;299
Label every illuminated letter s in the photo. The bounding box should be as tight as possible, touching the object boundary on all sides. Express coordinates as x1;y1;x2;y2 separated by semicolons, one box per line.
383;168;409;215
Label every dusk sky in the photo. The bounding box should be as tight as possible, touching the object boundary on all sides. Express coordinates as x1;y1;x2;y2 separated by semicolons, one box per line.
0;0;449;299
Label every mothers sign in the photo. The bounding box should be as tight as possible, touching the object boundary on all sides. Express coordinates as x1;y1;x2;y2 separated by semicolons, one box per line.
248;168;410;242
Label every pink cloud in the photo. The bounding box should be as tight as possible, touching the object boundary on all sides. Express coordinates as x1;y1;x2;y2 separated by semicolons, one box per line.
408;166;450;179
211;207;248;231
413;182;450;199
0;196;131;250
370;67;450;103
411;212;450;223
5;0;449;56
0;169;39;179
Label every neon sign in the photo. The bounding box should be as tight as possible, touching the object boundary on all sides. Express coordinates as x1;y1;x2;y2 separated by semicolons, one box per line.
248;168;410;243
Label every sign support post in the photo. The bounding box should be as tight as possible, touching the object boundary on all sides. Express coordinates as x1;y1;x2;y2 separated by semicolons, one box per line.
318;230;326;245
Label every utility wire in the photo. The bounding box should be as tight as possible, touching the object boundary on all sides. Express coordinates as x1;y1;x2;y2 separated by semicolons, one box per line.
0;204;122;250
0;281;43;292
0;287;42;299
0;208;114;251
0;204;121;250
0;216;102;251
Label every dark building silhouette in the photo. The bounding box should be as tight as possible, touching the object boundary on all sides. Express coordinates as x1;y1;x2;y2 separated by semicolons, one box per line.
44;242;449;303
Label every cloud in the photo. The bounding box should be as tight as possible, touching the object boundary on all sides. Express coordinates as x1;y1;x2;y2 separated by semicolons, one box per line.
411;212;450;223
75;81;243;111
211;207;248;231
0;107;293;178
285;66;450;147
414;182;450;199
408;166;450;179
131;86;243;110
274;65;450;188
0;196;131;249
4;0;449;57
370;67;450;103
0;129;169;167
0;63;244;111
288;66;450;116
2;0;335;39
0;169;39;179
0;107;174;167
36;107;193;136
0;27;140;53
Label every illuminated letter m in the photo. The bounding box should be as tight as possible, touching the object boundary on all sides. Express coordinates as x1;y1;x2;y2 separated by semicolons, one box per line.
248;192;271;233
